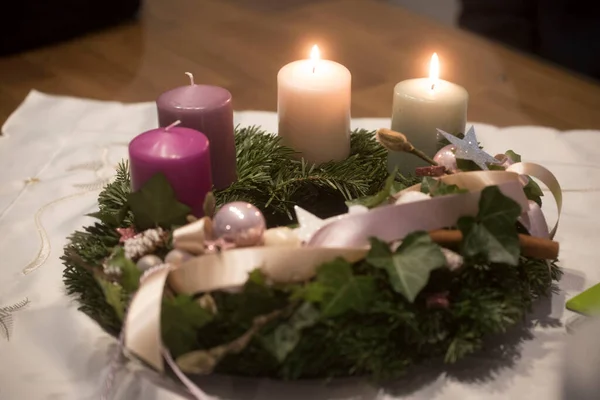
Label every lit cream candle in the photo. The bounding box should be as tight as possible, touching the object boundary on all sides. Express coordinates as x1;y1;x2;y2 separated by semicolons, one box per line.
277;45;351;164
388;53;468;175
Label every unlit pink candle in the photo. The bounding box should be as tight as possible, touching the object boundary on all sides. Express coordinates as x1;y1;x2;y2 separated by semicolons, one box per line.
156;74;236;189
129;122;212;217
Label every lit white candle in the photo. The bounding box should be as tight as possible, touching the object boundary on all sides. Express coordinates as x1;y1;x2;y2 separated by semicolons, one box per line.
277;45;351;164
388;53;468;175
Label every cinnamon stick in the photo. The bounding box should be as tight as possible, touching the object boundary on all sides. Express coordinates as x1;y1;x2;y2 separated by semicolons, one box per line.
428;229;559;260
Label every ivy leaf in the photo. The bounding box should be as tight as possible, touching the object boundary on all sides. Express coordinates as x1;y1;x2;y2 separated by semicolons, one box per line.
505;150;522;163
346;173;397;209
420;177;468;197
162;295;214;358
313;258;376;317
217;271;284;325
127;173;191;230
292;282;327;303
523;178;544;207
457;186;521;265
107;247;141;293
97;279;124;321
248;269;267;285
262;303;320;362
367;233;446;302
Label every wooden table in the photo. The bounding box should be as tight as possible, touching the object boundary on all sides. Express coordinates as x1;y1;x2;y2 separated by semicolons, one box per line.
1;0;600;129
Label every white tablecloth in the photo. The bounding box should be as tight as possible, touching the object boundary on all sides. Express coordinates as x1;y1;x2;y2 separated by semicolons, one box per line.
0;90;598;400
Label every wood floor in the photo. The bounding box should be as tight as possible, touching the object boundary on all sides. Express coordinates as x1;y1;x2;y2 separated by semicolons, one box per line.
1;0;599;129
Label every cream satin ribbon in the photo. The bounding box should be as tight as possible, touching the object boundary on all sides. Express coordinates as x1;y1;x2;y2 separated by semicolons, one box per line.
308;170;529;248
506;162;562;239
124;164;562;380
125;247;366;372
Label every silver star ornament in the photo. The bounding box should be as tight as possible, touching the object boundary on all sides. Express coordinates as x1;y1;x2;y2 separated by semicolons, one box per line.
436;126;500;170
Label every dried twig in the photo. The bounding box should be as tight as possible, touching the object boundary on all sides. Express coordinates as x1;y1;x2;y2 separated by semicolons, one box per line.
376;128;438;166
175;308;286;374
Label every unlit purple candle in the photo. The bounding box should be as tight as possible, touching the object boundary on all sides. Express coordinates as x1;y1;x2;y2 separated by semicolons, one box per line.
129;123;212;217
156;74;237;189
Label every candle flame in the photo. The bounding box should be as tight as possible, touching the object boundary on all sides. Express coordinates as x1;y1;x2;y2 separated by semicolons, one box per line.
429;53;439;90
310;45;320;61
310;45;320;73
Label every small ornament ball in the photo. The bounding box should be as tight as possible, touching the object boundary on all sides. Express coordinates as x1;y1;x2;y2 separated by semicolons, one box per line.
136;254;163;272
433;144;458;173
213;201;266;247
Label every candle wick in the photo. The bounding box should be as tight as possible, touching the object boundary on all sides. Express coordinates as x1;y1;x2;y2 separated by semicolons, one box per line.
165;120;182;131
431;83;435;91
312;66;315;74
185;72;195;86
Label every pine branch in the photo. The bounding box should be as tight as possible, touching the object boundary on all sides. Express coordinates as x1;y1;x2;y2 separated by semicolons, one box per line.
61;124;562;381
214;128;389;224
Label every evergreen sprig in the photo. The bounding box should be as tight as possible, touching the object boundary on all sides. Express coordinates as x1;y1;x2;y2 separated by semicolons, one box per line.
215;127;390;225
61;126;561;383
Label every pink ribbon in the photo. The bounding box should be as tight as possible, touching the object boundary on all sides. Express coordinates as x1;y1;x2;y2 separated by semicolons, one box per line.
519;200;550;239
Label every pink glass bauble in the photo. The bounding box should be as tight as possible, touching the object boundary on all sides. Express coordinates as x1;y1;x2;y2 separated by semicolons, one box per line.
213;201;266;247
433;145;458;173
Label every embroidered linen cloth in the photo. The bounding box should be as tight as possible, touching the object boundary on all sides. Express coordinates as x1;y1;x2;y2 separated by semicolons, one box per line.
0;90;597;400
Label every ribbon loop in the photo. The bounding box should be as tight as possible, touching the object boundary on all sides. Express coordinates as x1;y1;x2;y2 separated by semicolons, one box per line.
507;162;562;239
308;170;529;248
123;165;562;397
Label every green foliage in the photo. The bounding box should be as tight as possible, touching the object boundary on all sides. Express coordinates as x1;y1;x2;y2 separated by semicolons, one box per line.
97;280;125;321
420;177;468;196
161;295;214;358
62;126;561;382
262;303;320;362
458;186;522;265
96;161;134;227
302;258;377;317
62;223;122;334
505;150;522;163
346;172;421;209
215;127;389;225
106;248;141;292
127;173;191;230
346;173;397;208
367;233;446;302
456;158;482;171
524;178;544;206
